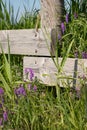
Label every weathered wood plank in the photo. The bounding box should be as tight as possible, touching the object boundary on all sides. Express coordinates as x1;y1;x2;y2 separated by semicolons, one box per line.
41;0;64;30
41;0;64;55
0;29;50;56
23;57;87;87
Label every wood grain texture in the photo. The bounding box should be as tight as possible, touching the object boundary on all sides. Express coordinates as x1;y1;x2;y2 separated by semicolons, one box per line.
41;0;56;29
41;0;64;29
23;57;87;87
0;29;50;56
40;0;64;55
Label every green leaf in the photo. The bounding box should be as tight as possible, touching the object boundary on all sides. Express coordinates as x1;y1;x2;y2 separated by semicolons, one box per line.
58;39;74;73
0;42;12;83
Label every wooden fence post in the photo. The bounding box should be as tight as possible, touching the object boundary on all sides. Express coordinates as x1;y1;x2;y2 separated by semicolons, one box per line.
40;0;64;54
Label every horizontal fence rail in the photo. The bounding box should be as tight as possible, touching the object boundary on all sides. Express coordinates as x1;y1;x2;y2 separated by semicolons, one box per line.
0;29;87;87
23;57;87;87
0;29;50;56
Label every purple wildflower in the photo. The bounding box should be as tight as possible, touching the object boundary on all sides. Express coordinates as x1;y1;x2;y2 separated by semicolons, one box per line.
0;118;2;126
0;88;4;95
0;98;4;108
0;104;2;108
29;68;34;81
33;85;37;91
28;84;31;90
82;52;87;59
65;13;69;23
82;52;85;58
15;85;26;96
61;22;66;34
25;68;30;74
25;68;34;81
3;111;8;121
58;34;61;40
74;12;78;19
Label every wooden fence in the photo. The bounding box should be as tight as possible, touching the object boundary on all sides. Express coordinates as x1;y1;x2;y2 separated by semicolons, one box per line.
0;1;87;87
0;29;49;56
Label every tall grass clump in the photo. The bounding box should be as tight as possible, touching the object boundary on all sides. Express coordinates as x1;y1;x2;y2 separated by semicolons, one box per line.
0;0;40;30
58;13;87;58
0;47;86;129
41;0;87;129
51;0;87;102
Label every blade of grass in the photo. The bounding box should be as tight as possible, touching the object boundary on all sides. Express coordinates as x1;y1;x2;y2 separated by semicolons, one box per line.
1;0;11;24
0;42;12;83
0;72;11;99
58;39;74;73
15;7;20;24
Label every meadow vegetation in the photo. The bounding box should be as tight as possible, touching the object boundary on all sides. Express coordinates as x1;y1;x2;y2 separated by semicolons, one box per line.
0;0;87;129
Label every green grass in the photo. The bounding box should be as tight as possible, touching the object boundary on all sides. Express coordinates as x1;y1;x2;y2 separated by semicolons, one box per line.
0;36;87;129
0;57;86;129
0;0;40;30
0;0;87;129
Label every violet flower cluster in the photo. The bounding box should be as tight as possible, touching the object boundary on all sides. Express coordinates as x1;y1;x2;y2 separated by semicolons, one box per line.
0;88;4;106
0;67;37;127
61;22;66;34
58;12;78;40
65;13;69;23
0;88;4;95
82;51;87;59
58;13;69;40
28;84;37;91
0;111;8;126
3;111;8;121
15;68;37;97
15;85;26;96
25;68;34;81
60;13;69;34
